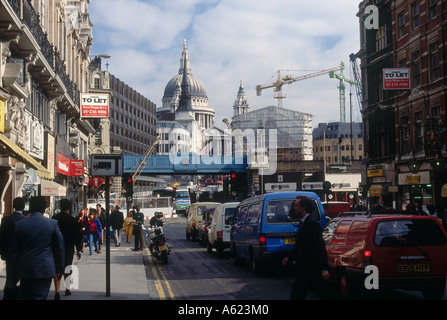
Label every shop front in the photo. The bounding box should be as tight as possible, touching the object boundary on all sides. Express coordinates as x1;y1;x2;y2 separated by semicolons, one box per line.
398;170;432;212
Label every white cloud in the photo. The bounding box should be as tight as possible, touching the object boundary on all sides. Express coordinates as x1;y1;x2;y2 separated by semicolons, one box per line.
89;0;362;128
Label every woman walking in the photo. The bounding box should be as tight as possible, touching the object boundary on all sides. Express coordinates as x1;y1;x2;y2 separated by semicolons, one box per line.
86;212;102;255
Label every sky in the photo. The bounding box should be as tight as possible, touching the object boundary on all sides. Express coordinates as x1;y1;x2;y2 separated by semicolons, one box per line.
88;0;362;130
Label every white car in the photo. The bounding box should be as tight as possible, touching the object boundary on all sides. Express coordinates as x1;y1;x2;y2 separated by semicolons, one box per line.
207;202;239;256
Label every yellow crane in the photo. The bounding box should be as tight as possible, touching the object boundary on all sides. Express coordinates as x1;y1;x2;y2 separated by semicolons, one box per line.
132;135;160;185
256;63;345;108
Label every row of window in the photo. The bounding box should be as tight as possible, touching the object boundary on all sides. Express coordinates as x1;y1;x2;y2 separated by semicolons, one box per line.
396;0;440;40
315;144;363;152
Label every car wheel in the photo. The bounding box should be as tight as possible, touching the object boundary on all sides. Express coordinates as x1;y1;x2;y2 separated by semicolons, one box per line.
250;249;263;274
339;274;349;299
231;245;241;265
216;245;224;257
422;287;445;300
207;241;213;254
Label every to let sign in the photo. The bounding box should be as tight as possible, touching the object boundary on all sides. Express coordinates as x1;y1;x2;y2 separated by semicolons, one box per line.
383;68;411;90
80;93;109;118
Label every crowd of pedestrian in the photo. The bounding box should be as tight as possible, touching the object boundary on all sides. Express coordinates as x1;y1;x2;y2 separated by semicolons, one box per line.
0;196;143;300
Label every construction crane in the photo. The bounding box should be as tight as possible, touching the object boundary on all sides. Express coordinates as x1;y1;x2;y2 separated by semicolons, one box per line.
255;63;345;108
132;135;161;185
329;61;356;123
349;53;363;116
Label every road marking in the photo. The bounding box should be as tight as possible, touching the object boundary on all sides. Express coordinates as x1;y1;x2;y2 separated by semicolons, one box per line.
144;246;175;300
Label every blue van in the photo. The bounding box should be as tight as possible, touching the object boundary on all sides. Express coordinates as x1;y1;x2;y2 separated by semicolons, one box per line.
230;191;327;273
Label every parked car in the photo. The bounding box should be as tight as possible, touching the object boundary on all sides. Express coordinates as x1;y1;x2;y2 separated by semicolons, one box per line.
207;202;239;256
197;206;217;246
230;191;327;273
322;201;351;219
323;211;447;299
186;202;221;241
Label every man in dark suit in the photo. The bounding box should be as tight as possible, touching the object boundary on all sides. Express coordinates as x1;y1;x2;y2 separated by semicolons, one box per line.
0;197;27;300
11;196;65;300
111;205;124;247
282;196;331;300
52;198;82;299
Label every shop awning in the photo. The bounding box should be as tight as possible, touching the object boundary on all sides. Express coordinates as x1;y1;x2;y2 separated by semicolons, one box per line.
0;133;52;180
41;179;66;197
369;185;383;197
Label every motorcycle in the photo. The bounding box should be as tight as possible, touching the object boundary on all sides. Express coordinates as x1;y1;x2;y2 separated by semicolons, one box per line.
146;212;170;264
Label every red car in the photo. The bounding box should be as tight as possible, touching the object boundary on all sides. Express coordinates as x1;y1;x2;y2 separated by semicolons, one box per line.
323;211;447;299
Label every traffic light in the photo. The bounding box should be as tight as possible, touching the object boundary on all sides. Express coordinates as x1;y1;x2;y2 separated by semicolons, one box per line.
229;171;247;196
123;174;133;198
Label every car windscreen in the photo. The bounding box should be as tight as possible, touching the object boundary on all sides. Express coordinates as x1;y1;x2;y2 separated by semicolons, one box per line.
374;219;447;247
266;198;322;224
175;191;189;198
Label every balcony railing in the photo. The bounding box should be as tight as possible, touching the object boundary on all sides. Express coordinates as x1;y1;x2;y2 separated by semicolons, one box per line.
7;0;79;107
22;0;54;67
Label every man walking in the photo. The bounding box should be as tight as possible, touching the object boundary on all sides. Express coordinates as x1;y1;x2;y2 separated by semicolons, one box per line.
0;197;27;300
11;196;65;300
282;196;331;300
52;199;82;299
132;206;144;251
111;205;124;247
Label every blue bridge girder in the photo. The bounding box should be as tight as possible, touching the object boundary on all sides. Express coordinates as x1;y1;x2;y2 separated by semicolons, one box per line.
123;153;248;175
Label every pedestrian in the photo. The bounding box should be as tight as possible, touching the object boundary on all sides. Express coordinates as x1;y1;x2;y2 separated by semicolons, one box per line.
10;196;65;300
110;205;124;247
52;199;83;299
0;197;27;300
86;212;102;255
96;204;106;253
282;196;331;300
123;212;136;243
77;208;88;253
132;205;144;251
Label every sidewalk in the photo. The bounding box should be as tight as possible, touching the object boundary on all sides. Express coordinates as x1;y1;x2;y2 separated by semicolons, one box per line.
0;234;152;300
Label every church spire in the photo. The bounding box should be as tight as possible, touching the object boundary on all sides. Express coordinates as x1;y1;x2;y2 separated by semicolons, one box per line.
177;45;191;112
233;80;250;116
179;39;191;75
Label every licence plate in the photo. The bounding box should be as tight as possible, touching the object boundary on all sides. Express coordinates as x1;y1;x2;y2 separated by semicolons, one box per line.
284;237;295;244
158;244;167;251
396;264;430;273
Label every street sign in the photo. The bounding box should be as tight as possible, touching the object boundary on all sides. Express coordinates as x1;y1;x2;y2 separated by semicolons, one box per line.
91;154;123;176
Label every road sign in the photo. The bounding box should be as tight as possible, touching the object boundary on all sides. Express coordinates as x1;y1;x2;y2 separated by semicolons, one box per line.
91;154;123;176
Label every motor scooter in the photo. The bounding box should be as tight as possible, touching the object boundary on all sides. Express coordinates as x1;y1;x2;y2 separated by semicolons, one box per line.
146;212;170;264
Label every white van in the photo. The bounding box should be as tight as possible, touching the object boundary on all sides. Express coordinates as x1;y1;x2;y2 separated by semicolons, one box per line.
207;202;239;256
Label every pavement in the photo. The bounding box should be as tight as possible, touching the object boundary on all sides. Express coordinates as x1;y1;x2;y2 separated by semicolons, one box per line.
0;232;152;300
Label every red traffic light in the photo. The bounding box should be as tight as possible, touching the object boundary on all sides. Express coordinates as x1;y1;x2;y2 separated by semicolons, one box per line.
231;173;236;179
127;178;132;183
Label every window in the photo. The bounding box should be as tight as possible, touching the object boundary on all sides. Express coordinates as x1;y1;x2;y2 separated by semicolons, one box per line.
429;42;440;81
411;51;421;86
400;116;409;154
430;0;439;20
247;203;261;224
374;219;446;247
397;12;406;38
376;25;387;51
411;2;420;29
414;111;424;152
